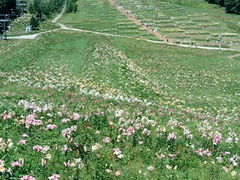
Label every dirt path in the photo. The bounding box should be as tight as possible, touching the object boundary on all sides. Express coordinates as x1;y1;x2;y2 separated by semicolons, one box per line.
7;3;66;40
227;54;240;59
58;26;240;52
52;2;66;23
7;29;61;40
108;0;171;43
7;24;240;52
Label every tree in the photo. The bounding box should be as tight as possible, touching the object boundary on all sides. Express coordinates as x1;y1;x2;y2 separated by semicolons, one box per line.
30;15;39;30
217;0;225;6
27;0;78;19
28;0;45;20
205;0;240;14
0;0;16;14
225;0;240;14
66;0;78;13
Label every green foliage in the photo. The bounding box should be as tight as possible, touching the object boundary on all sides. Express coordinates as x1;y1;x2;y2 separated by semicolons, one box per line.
225;0;240;14
0;0;16;14
28;0;52;19
30;15;39;30
7;14;59;36
28;0;78;18
205;0;240;14
0;0;240;179
66;1;78;13
0;31;240;179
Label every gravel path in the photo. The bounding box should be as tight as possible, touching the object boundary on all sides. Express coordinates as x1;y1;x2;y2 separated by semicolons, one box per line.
227;54;240;59
7;3;66;40
52;2;67;23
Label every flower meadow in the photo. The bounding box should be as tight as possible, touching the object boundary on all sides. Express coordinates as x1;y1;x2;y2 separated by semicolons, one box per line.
0;28;240;179
1;91;240;179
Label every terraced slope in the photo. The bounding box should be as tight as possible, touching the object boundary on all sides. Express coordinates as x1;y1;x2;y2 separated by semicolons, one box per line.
114;0;240;49
59;0;161;41
0;0;240;179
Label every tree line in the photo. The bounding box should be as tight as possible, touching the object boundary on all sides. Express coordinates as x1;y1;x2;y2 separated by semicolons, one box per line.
0;0;16;14
1;0;78;34
205;0;240;14
29;0;78;20
0;0;16;35
28;0;78;29
0;0;77;17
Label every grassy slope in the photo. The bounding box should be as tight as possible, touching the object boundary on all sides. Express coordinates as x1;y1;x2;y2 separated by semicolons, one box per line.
115;0;240;48
0;0;240;179
1;30;240;179
7;15;59;36
1;31;239;112
161;0;240;32
59;0;160;40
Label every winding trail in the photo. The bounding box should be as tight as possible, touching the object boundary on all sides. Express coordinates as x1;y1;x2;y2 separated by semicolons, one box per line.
6;1;240;52
55;25;240;52
7;29;60;40
227;54;240;59
7;2;66;40
52;2;67;23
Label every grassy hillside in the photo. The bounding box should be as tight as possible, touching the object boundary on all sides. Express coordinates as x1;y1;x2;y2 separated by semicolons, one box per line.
0;0;240;179
115;0;240;48
59;0;161;41
6;14;59;36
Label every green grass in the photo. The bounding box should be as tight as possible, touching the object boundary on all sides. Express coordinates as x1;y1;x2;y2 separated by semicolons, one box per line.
59;0;159;40
7;14;59;37
0;0;240;179
115;0;240;48
1;31;239;111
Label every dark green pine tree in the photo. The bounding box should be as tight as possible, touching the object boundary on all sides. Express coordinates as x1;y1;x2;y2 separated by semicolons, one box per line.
30;15;39;30
0;0;16;14
225;0;240;14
